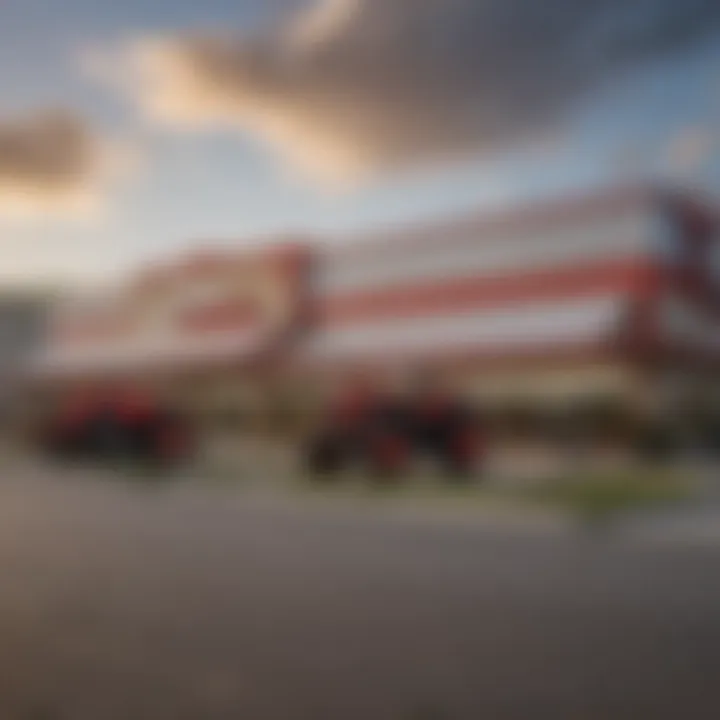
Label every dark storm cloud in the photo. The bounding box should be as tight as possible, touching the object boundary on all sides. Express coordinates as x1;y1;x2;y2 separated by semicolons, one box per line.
113;0;720;182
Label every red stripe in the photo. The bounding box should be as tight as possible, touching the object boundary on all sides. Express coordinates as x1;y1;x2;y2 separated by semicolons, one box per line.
135;243;309;289
318;258;659;326
324;185;651;262
179;302;259;333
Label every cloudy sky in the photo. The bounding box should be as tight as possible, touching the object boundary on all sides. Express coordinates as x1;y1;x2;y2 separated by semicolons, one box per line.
2;0;720;287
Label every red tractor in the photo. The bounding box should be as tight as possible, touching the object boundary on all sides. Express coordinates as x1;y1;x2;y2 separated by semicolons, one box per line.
40;389;195;468
304;382;482;481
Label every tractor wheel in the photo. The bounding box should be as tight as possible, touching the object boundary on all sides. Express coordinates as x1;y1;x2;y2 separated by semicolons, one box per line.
439;430;479;482
366;433;409;483
305;435;347;479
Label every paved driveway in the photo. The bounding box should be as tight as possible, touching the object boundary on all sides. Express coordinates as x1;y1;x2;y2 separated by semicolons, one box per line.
0;469;718;719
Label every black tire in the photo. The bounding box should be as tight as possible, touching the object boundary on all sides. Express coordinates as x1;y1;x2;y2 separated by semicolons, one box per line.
435;425;479;482
305;434;348;479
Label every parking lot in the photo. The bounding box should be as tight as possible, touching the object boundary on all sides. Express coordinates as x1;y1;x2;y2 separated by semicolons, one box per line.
0;462;718;719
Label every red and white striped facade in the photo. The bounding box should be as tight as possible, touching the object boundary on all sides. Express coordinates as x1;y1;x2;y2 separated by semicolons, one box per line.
33;243;311;379
304;186;720;378
33;185;720;400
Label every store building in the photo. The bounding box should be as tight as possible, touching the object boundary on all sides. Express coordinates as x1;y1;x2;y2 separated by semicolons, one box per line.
304;185;719;411
30;242;312;426
30;184;720;432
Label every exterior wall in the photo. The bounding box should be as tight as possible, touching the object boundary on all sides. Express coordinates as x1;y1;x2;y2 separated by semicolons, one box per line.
305;186;664;371
306;295;629;363
29;185;719;417
34;243;312;380
315;190;653;295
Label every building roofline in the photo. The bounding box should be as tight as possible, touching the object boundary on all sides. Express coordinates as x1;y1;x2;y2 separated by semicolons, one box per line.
315;182;702;261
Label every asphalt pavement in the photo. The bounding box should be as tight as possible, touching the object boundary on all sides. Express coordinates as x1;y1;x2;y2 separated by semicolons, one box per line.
0;468;719;720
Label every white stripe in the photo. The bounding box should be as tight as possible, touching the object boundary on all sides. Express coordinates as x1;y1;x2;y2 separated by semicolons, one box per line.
33;330;264;375
303;295;627;361
316;210;651;295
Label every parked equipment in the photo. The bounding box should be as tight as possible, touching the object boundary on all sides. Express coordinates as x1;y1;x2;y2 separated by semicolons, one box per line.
304;382;482;481
40;390;195;468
